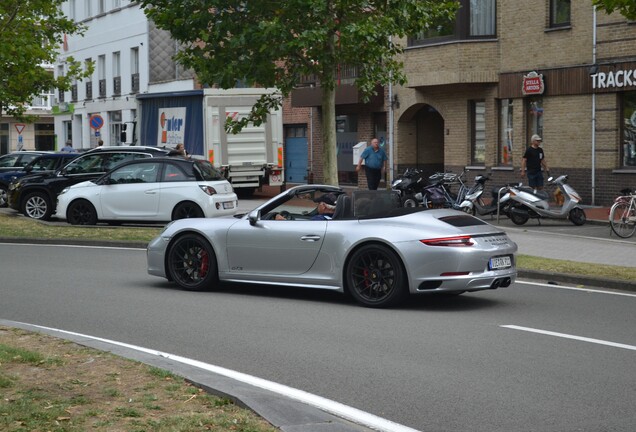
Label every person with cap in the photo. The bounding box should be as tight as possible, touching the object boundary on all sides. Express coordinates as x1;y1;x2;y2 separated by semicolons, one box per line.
521;134;549;190
356;137;388;190
310;192;338;220
61;139;77;153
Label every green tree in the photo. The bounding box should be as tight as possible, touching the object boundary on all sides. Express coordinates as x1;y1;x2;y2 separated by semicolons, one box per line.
140;0;458;185
592;0;636;20
0;0;92;119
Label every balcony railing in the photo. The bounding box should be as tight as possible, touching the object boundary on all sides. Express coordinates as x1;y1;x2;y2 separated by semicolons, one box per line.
98;79;106;98
113;76;121;95
131;73;139;93
85;81;93;100
298;65;359;87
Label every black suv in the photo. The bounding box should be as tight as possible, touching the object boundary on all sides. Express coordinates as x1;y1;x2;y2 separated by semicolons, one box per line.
8;146;173;220
0;153;79;207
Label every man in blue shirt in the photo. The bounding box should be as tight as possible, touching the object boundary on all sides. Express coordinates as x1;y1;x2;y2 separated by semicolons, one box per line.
355;138;388;190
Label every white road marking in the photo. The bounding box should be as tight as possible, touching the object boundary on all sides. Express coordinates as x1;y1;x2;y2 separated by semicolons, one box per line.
516;280;636;297
501;325;636;351
14;321;420;432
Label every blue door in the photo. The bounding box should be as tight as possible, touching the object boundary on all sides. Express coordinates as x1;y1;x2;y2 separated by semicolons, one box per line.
285;136;308;183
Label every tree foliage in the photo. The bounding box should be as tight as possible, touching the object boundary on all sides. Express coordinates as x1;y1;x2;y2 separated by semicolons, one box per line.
0;0;92;119
140;0;459;185
592;0;636;20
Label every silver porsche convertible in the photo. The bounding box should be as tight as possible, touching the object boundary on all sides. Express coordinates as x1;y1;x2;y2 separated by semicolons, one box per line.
147;185;517;308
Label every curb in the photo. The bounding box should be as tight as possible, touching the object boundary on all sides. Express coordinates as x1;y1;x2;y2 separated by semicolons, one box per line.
517;269;636;293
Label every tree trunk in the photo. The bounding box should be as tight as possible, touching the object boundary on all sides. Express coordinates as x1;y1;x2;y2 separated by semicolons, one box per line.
321;86;338;186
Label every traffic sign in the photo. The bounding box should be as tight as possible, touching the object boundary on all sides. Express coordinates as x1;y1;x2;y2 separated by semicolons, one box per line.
15;123;25;134
95;130;100;137
89;114;104;130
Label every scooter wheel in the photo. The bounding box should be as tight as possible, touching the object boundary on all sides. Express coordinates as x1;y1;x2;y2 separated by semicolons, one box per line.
401;195;419;208
569;207;586;226
509;209;529;225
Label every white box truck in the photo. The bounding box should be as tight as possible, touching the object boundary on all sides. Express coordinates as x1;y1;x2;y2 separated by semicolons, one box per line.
204;88;284;192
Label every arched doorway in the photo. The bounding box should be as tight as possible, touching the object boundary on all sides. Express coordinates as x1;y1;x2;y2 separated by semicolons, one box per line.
414;104;444;178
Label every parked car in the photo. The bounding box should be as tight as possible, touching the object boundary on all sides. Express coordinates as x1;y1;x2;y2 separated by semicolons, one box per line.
0;153;79;207
55;158;238;225
7;146;174;220
146;185;518;308
0;151;51;173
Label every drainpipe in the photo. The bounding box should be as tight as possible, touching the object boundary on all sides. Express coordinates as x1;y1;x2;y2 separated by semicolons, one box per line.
592;6;597;205
387;37;395;184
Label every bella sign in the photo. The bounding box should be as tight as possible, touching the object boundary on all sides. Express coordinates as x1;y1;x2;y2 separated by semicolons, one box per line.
522;71;545;95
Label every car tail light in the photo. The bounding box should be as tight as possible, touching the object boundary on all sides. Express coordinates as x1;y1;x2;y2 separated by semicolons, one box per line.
199;185;218;196
420;235;474;247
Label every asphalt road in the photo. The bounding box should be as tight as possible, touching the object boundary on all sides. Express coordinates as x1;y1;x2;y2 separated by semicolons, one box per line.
1;242;635;431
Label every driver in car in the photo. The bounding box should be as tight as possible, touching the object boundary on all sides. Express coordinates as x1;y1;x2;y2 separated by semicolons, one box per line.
274;192;338;220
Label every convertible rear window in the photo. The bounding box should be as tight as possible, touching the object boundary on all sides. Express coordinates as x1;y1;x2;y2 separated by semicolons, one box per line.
438;215;487;227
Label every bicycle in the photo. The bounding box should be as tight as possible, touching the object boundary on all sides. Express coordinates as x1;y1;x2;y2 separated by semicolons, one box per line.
609;188;636;238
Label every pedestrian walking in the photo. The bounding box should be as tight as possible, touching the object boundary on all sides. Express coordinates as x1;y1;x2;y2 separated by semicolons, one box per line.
356;138;388;190
61;139;77;153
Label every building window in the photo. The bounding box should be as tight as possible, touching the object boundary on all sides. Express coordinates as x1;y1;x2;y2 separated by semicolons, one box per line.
35;124;55;151
131;48;139;93
336;114;358;185
69;0;76;20
550;0;571;27
84;0;92;18
0;123;9;155
98;0;105;14
471;100;486;165
409;0;496;46
526;97;543;145
622;91;636;167
98;55;106;98
499;99;514;166
109;111;123;146
470;0;496;36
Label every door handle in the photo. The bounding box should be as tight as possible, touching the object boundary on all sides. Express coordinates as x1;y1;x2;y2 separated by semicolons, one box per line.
144;190;157;194
300;235;321;242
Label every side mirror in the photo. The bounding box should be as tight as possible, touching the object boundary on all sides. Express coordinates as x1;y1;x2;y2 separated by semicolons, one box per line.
24;165;33;173
248;209;260;226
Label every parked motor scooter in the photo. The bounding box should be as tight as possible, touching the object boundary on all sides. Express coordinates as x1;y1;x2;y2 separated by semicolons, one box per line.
459;174;513;217
506;174;586;225
391;168;428;207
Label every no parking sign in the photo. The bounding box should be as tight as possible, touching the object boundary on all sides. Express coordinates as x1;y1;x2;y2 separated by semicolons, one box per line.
89;114;104;130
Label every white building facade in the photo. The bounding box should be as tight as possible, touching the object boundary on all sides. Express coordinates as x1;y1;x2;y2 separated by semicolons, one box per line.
53;0;195;150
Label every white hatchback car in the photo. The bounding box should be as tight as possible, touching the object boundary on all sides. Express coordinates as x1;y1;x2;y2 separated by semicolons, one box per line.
55;157;238;224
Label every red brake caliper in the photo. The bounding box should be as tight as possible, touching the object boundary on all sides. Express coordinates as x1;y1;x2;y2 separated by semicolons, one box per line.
199;249;209;277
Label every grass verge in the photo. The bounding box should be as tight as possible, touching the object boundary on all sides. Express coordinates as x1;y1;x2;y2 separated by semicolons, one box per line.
0;326;278;432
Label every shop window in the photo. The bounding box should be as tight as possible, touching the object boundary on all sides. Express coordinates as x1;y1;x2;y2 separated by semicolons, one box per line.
409;0;496;46
499;99;514;166
34;124;55;151
471;100;486;165
526;97;543;145
550;0;571;28
622;91;636;167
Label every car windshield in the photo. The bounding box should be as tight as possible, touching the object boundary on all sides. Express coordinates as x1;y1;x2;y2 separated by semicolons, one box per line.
194;160;224;181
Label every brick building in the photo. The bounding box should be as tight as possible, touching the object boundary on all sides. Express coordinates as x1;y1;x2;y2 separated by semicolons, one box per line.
393;0;636;206
287;1;635;206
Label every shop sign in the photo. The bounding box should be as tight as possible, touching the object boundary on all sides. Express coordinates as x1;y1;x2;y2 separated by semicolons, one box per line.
522;71;545;95
591;69;636;89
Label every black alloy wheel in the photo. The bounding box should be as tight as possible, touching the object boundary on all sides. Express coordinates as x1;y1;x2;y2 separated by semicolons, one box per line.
346;244;407;308
172;202;204;220
167;234;218;291
67;199;98;225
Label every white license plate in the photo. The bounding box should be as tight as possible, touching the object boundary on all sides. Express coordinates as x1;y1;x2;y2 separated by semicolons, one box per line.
489;255;512;270
222;201;234;209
